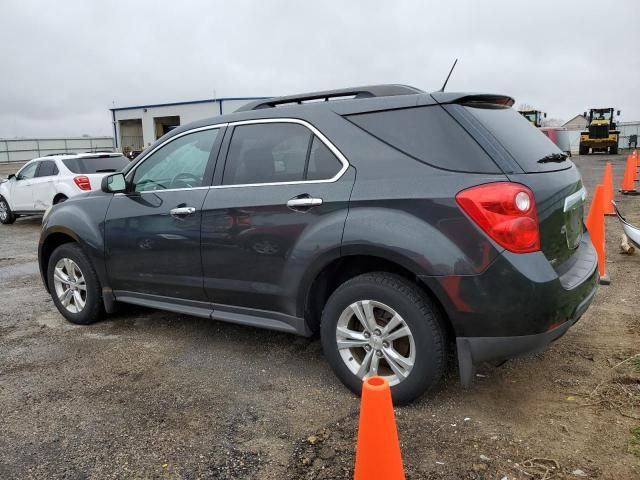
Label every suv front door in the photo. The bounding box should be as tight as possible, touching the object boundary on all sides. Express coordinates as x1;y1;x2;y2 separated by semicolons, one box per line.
201;119;354;321
104;126;223;304
11;161;40;210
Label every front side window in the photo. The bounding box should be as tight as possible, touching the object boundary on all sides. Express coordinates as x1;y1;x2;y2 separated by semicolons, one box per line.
222;122;343;186
17;162;39;180
132;128;219;192
36;160;58;177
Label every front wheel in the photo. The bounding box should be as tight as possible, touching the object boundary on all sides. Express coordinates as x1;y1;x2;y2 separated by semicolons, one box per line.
47;243;104;324
0;196;16;224
320;272;447;405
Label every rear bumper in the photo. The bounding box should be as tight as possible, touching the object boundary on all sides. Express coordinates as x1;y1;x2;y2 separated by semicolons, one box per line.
455;284;597;386
418;232;599;386
420;233;599;338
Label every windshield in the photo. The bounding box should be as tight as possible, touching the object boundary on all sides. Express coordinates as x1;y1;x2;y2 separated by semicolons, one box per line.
522;112;538;123
591;110;611;121
63;155;128;174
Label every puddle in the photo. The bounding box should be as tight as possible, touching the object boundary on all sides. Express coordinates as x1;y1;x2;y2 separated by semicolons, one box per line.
0;261;39;281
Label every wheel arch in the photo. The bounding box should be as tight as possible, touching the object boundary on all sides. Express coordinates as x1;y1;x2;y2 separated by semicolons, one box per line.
300;252;454;342
52;193;68;205
39;229;80;292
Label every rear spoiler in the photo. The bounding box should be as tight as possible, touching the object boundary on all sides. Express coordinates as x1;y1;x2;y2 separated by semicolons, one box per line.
431;92;515;108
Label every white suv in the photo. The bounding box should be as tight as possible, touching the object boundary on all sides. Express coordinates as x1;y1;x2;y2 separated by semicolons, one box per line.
0;152;128;224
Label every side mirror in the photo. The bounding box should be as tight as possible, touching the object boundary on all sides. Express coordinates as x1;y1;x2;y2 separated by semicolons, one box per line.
7;174;15;180
544;113;547;118
101;173;127;194
583;111;587;118
617;110;621;116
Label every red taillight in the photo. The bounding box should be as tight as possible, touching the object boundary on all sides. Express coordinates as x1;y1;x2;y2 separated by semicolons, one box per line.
73;176;91;191
455;182;540;253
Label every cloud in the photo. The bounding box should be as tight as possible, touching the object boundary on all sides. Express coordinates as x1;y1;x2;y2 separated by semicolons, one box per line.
0;0;638;137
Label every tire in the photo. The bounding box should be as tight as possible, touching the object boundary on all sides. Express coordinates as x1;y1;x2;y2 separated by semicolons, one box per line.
579;144;589;155
47;243;104;325
0;196;16;224
53;195;68;205
320;272;447;405
610;145;618;155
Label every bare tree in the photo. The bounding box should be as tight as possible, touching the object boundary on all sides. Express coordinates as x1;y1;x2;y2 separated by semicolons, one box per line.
517;103;535;111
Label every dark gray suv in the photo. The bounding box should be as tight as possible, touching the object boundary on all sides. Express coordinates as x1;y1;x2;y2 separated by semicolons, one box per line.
39;85;598;404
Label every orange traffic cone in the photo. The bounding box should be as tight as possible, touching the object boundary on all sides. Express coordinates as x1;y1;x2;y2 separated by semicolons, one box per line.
585;184;610;285
602;162;615;216
621;155;638;194
354;377;405;480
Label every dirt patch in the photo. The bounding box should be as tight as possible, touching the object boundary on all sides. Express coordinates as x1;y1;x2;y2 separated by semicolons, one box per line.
0;154;639;479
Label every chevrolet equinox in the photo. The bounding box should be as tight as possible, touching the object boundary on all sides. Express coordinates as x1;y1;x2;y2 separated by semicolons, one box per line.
38;85;598;404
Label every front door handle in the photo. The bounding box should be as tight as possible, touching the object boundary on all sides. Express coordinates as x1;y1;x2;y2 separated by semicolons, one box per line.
170;206;196;217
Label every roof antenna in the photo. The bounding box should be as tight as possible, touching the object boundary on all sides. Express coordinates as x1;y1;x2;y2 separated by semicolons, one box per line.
438;58;458;92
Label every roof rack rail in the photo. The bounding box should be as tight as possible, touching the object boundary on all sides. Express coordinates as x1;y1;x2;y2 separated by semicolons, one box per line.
45;152;76;156
236;84;424;112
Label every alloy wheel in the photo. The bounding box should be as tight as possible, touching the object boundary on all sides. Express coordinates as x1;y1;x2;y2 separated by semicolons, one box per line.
52;258;87;314
0;200;7;221
336;300;415;386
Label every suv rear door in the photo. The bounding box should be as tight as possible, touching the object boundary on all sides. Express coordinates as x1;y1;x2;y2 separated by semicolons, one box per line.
31;160;59;210
201;119;354;320
104;127;223;303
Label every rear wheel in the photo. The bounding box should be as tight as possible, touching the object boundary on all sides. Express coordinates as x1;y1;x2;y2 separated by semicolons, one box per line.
579;144;589;155
0;196;16;224
610;145;618;155
47;243;103;324
320;272;447;405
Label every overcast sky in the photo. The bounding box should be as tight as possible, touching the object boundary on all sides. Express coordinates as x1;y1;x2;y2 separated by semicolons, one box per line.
1;0;638;138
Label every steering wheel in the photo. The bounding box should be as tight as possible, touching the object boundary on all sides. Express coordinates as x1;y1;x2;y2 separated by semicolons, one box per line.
170;172;200;189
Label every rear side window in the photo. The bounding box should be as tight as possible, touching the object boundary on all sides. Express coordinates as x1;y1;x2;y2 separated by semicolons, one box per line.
347;105;500;173
223;123;342;185
36;160;58;177
463;106;566;172
63;155;129;174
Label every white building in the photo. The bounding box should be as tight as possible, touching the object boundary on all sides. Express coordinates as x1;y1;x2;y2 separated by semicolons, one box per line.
562;114;588;130
110;97;264;153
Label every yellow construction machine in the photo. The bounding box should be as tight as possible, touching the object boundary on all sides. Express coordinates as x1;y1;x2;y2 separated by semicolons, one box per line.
518;110;546;128
579;108;620;155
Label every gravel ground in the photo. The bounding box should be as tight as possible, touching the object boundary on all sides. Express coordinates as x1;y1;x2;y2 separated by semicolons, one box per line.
1;154;639;479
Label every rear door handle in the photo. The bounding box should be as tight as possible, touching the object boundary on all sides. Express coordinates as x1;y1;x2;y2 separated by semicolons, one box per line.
170;206;196;217
286;197;323;209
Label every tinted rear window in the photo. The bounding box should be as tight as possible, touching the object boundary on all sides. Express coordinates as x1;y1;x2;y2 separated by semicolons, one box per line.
463;106;567;172
347;105;500;173
63;155;128;174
